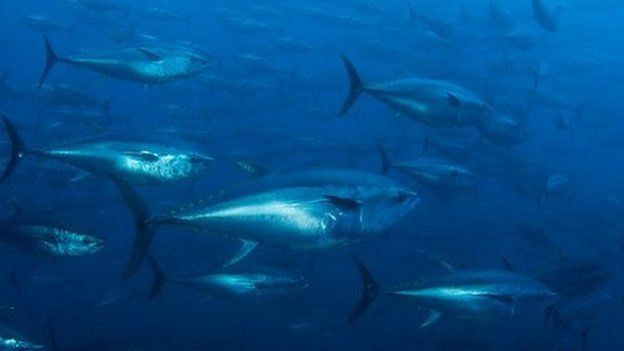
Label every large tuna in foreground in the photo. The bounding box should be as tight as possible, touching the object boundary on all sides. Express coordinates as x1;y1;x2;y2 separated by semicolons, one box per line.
116;169;420;277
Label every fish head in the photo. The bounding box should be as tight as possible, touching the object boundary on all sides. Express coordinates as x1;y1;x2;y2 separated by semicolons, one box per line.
360;185;420;233
0;338;45;350
64;233;105;255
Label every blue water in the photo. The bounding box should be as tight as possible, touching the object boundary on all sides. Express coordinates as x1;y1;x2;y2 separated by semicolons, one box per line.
1;0;623;350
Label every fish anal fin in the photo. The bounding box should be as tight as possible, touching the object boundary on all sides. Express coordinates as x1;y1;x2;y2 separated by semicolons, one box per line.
223;240;258;268
447;92;461;107
420;310;441;328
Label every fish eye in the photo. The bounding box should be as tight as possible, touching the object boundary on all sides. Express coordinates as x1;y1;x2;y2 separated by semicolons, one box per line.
394;191;410;203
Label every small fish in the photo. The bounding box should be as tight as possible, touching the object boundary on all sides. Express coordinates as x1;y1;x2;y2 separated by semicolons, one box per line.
348;256;556;326
0;208;104;257
0;325;44;350
339;56;491;128
38;37;211;87
146;256;307;301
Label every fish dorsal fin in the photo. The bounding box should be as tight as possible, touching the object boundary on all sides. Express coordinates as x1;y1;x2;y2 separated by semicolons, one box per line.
324;195;361;210
420;310;441;328
125;151;159;162
136;48;162;61
222;240;258;268
447;92;461;107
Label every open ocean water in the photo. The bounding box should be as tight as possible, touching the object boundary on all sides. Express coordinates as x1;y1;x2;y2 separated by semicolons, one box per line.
0;0;623;350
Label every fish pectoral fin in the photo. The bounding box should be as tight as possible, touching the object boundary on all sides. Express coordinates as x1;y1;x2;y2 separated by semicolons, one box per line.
125;151;160;162
447;92;461;107
420;310;441;328
223;240;258;268
324;195;361;210
136;47;163;61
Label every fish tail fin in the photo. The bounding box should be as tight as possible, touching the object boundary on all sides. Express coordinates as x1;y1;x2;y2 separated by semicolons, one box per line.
377;142;392;175
1;115;28;184
113;179;158;279
147;255;168;301
338;54;364;116
102;96;115;115
347;255;380;325
39;36;59;88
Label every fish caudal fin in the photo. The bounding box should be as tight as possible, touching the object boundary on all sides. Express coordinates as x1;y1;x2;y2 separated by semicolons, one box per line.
39;36;59;88
113;179;157;279
347;255;380;325
1;115;28;184
147;256;167;301
377;142;392;175
338;55;364;116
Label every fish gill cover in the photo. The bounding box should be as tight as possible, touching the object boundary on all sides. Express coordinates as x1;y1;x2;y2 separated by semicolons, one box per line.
0;0;623;350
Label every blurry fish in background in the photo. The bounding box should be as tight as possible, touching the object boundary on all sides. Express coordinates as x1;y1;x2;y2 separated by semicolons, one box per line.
379;144;481;194
339;56;492;129
0;204;104;258
0;324;44;350
348;256;557;327
141;7;191;23
68;0;130;15
146;256;308;301
532;0;561;32
22;14;75;37
38;37;212;87
35;84;114;114
545;174;576;202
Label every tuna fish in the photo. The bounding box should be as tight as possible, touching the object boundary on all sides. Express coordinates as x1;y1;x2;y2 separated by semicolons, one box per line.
147;256;307;301
0;324;44;350
349;256;557;326
115;169;419;277
1;115;214;185
38;37;211;87
0;219;104;257
339;55;492;128
379;144;480;192
22;14;74;36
